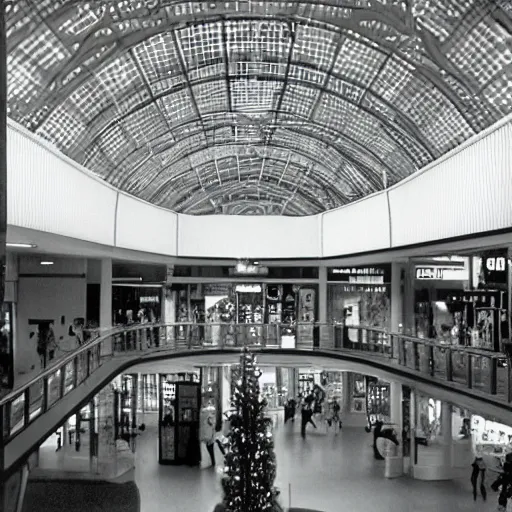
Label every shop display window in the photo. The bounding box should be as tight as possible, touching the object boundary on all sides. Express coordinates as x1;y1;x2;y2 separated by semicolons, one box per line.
471;415;512;473
365;378;390;426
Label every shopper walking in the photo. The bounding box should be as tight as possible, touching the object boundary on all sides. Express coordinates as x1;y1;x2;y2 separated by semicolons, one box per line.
492;453;512;511
470;456;487;501
284;398;296;424
300;403;317;438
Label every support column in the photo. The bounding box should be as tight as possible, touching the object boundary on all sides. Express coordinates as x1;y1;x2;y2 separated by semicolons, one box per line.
220;365;232;417
440;402;453;468
385;382;404;478
100;258;112;356
390;262;405;359
318;266;331;349
412;399;453;481
402;260;416;336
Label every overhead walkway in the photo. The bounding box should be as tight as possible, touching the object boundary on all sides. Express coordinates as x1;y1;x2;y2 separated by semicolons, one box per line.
1;323;511;479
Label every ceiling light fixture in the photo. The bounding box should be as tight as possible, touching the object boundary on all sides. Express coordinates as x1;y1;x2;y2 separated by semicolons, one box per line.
6;242;37;248
40;261;54;265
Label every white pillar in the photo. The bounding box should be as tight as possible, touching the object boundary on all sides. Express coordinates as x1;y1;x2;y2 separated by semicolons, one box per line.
390;262;404;332
318;266;327;324
402;260;416;336
100;258;112;355
384;381;404;478
220;365;231;415
441;401;453;468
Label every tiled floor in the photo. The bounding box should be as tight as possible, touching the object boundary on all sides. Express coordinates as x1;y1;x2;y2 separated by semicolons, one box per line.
135;417;503;512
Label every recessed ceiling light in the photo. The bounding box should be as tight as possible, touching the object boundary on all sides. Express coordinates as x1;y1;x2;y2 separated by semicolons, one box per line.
40;261;54;266
6;242;37;248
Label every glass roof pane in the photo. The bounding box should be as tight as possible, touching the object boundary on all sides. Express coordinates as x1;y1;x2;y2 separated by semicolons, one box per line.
5;1;512;215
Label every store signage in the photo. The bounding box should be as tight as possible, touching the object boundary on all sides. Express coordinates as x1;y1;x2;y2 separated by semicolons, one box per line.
235;284;262;293
481;249;508;288
328;265;391;283
204;284;231;296
486;256;507;272
230;261;269;277
415;266;469;281
338;285;388;293
140;295;160;303
447;290;505;309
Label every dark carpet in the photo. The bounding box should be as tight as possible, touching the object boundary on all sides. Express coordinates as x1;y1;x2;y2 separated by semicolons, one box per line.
22;479;140;512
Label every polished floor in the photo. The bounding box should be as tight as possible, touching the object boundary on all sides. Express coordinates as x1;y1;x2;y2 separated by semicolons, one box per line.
134;414;503;512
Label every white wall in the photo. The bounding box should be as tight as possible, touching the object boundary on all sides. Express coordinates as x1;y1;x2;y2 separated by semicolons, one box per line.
15;256;87;380
177;214;322;258
6;116;512;259
7;122;117;246
322;192;391;256
116;194;178;255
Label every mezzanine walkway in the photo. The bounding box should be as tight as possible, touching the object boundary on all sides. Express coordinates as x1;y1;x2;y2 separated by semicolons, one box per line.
1;323;511;479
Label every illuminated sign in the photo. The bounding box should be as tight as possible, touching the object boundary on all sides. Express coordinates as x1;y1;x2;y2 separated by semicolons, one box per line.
235;284;262;293
415;266;468;281
328;265;391;284
230;261;269;277
140;296;160;303
486;256;506;272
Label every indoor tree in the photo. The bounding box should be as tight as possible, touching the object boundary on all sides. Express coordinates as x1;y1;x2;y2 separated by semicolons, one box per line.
221;348;282;512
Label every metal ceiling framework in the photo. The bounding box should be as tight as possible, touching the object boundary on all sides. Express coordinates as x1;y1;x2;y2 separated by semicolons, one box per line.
6;0;512;216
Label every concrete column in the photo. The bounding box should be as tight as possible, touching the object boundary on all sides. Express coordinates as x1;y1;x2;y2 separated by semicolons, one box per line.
100;258;112;356
385;381;404;477
220;365;232;416
402;260;416;336
390;382;402;433
100;258;112;330
318;266;327;324
390;262;405;332
440;401;453;468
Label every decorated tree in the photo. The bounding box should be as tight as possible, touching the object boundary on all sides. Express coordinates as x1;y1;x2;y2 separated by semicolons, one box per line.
221;348;282;512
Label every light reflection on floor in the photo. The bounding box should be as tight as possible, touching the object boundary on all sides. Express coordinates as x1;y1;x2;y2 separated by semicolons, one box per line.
135;414;500;512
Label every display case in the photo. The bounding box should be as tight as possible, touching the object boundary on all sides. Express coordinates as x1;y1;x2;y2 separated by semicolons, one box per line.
365;378;390;425
159;373;200;465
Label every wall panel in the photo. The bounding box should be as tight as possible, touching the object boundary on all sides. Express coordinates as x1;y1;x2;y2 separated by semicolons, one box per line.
388;121;512;248
7;121;117;245
177;214;321;258
115;194;178;255
322;193;391;256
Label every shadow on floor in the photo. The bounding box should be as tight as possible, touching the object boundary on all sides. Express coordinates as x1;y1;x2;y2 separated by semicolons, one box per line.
22;479;140;512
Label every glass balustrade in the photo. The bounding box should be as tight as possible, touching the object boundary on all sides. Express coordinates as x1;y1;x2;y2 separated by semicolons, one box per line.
0;322;510;455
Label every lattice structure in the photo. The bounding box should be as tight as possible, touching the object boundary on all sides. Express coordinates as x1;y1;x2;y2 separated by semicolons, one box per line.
6;0;512;215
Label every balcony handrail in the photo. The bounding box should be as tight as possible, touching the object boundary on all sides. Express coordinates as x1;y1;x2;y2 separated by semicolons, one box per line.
2;322;506;408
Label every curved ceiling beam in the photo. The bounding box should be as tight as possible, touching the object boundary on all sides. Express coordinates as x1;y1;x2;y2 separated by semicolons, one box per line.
73;56;434;163
147;151;346;209
121;131;380;202
14;7;480;140
178;179;319;215
118;120;385;197
113;107;401;182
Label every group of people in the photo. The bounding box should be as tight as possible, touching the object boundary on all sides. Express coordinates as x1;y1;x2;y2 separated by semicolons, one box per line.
284;393;342;438
471;452;512;510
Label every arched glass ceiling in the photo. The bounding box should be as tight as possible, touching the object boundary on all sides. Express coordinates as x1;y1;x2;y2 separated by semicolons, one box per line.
6;0;512;216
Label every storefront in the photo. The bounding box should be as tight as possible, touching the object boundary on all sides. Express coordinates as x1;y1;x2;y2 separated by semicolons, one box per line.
166;279;318;348
112;285;162;326
327;265;392;344
413;250;509;351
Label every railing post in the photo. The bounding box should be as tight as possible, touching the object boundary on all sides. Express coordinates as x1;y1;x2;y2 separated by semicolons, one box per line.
489;357;497;396
23;388;30;427
445;348;453;381
398;336;405;365
466;354;473;389
428;345;434;376
86;350;91;378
